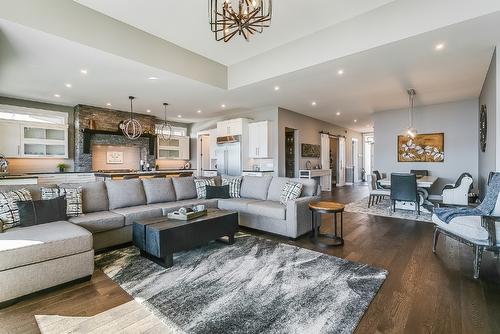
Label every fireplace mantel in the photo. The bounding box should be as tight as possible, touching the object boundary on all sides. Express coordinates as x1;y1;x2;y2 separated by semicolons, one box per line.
81;128;157;155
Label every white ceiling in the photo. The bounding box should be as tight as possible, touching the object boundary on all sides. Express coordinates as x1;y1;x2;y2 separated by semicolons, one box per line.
0;1;500;132
74;0;396;66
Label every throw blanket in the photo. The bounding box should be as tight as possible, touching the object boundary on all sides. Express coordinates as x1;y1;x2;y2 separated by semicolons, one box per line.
434;172;500;223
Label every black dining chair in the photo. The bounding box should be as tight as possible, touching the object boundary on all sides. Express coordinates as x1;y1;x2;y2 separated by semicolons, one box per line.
373;170;390;189
390;173;420;215
410;169;429;177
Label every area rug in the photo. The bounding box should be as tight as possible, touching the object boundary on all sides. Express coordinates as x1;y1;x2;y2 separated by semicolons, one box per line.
345;197;433;223
95;235;387;334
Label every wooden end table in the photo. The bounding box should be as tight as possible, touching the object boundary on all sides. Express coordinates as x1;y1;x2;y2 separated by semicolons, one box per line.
309;201;345;247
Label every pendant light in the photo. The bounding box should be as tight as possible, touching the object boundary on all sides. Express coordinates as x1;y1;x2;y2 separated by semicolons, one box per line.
158;102;173;140
404;89;417;138
120;96;143;140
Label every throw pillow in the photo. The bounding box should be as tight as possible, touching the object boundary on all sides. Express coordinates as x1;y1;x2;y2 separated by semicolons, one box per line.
206;185;230;199
280;182;304;204
17;196;68;227
41;187;83;217
193;178;216;199
222;177;242;198
0;188;32;232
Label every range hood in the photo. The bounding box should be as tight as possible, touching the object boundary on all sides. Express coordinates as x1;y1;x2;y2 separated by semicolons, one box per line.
217;135;240;144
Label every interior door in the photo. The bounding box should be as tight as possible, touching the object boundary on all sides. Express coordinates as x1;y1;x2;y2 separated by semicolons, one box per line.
320;134;330;170
337;137;346;187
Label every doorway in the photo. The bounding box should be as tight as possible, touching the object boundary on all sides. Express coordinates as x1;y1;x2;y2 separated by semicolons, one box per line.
329;137;338;186
285;128;296;178
363;133;374;178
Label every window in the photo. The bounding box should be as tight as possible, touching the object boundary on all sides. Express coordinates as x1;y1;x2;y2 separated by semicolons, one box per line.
155;125;187;137
0;105;67;125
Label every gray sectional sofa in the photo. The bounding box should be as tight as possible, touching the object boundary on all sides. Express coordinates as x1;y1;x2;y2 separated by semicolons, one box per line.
0;175;319;306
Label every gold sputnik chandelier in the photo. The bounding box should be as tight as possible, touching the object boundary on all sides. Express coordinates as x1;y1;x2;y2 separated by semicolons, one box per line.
209;0;272;42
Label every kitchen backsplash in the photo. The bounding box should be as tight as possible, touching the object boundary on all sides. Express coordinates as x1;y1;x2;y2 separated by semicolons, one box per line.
6;158;74;174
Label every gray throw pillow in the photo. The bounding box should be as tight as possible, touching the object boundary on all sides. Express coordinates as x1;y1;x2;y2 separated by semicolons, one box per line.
18;197;68;227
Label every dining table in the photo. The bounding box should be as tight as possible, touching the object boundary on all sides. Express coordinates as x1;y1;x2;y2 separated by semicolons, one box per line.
378;175;439;211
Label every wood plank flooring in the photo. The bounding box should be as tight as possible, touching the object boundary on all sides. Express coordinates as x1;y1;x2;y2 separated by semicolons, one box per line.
1;183;499;334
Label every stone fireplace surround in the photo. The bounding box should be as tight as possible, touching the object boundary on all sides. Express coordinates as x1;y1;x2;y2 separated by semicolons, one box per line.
74;105;161;172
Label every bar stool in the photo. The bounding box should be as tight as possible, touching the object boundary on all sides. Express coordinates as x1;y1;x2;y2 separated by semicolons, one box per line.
309;201;345;247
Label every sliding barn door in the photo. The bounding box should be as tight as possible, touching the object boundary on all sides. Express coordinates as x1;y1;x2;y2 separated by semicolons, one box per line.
337;137;346;187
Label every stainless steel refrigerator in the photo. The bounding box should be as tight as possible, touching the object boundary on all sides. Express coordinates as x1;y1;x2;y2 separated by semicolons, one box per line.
215;136;241;176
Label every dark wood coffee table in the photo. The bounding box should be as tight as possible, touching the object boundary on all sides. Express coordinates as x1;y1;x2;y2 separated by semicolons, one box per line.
133;209;238;268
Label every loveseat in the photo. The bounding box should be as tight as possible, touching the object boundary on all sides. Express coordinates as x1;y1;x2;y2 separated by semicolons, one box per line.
0;175;319;306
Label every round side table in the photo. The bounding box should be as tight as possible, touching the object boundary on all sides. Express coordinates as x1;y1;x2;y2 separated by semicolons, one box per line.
309;201;345;247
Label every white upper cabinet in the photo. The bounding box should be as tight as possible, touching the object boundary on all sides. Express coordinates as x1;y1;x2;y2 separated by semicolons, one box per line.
0;105;69;158
157;136;190;160
248;121;272;158
217;118;245;137
0;122;21;157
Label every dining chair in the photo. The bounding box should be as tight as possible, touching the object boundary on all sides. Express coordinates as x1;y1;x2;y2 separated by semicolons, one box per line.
368;174;390;207
432;172;499;279
373;170;390;190
390;173;420;214
410;169;429;177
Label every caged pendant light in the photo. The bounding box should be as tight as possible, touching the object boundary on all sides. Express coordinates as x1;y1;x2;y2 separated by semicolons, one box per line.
209;0;272;42
120;96;143;140
157;102;173;141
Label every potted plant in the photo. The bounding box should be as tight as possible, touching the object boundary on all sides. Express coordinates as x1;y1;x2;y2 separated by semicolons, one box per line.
57;163;67;173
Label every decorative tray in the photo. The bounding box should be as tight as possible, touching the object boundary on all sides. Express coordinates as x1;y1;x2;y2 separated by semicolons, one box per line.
167;210;207;221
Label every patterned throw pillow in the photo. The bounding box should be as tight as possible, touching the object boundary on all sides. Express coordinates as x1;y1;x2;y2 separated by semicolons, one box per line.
222;177;242;198
280;182;304;204
41;187;83;217
193;178;216;199
0;189;32;232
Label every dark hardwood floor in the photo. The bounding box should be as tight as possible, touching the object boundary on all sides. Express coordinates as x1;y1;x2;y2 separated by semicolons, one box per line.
1;183;499;334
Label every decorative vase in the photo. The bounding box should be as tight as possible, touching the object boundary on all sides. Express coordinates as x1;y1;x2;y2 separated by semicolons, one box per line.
59;167;65;173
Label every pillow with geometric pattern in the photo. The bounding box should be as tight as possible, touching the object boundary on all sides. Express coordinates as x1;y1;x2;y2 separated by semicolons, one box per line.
193;178;216;199
41;187;83;217
280;182;304;205
222;177;242;198
0;188;32;232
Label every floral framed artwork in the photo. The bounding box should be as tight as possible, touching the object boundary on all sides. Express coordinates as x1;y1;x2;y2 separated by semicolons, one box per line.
397;133;444;162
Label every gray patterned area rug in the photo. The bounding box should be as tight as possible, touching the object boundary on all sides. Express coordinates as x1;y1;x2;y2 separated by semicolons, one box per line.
345;197;433;223
96;235;387;334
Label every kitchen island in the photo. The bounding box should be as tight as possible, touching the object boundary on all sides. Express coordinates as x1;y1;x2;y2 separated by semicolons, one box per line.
94;170;195;180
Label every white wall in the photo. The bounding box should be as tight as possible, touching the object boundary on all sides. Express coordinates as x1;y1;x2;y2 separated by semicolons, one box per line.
478;49;497;197
373;99;479;194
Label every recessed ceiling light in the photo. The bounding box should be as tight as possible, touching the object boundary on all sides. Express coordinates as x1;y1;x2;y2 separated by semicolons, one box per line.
106;103;112;107
80;69;87;75
337;69;344;75
54;94;61;98
148;76;159;80
177;114;182;118
311;101;317;106
274;86;280;91
65;83;72;88
336;112;341;116
221;104;226;108
435;43;445;51
197;109;202;113
146;109;151;113
354;119;357;123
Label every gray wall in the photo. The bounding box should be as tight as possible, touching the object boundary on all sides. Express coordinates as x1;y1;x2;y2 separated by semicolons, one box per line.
277;108;363;178
478;49;497;197
373;99;479;194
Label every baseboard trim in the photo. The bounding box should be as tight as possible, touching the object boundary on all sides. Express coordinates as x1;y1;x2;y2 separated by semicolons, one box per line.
0;275;92;310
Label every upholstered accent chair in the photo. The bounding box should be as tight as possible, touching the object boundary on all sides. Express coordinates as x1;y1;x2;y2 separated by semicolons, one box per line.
441;173;474;206
390;173;420;215
368;174;390;207
432;173;499;279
